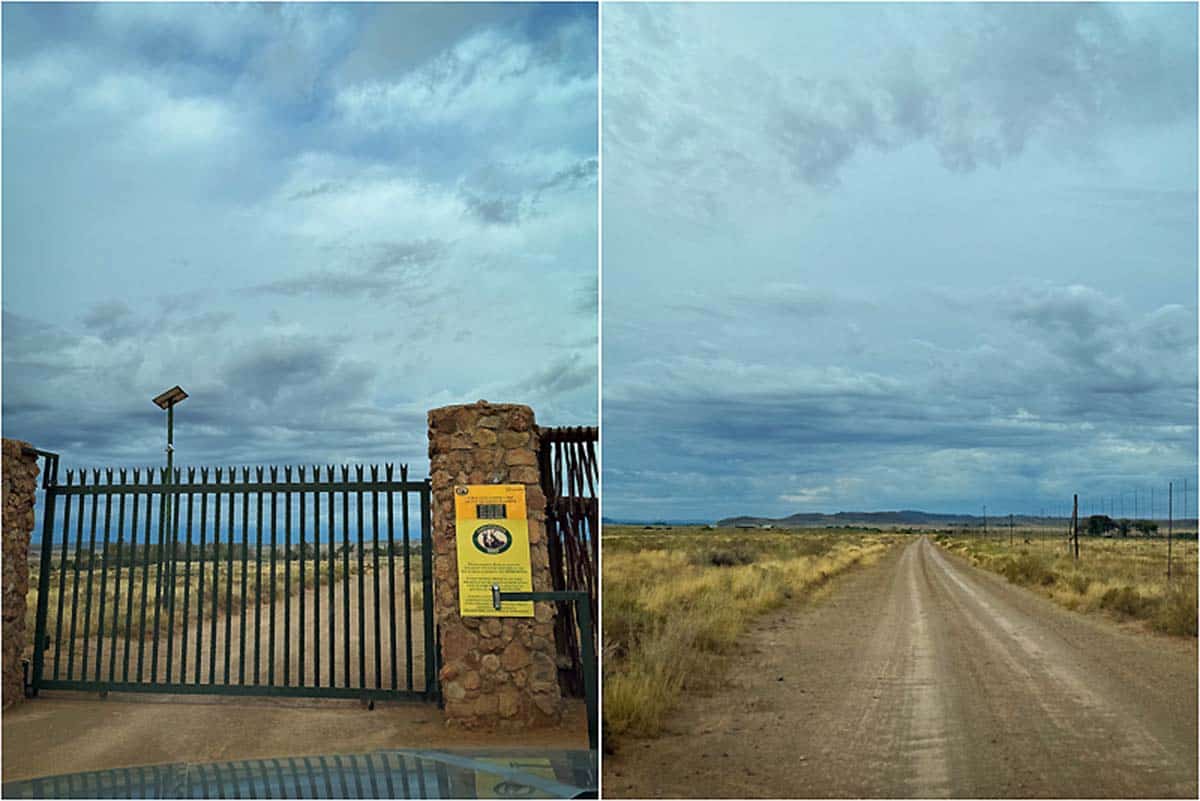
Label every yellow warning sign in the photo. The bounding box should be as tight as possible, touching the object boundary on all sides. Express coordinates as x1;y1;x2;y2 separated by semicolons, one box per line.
454;484;534;617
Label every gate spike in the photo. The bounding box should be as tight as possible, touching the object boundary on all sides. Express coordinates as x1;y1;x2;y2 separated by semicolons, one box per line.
269;466;278;482
119;468;127;483
369;465;377;481
188;466;196;482
326;465;334;482
255;466;264;482
105;467;114;484
200;467;209;483
285;465;293;481
215;467;223;483
385;464;393;481
243;467;250;482
92;468;101;484
298;466;306;482
66;469;75;485
400;465;408;482
174;467;181;482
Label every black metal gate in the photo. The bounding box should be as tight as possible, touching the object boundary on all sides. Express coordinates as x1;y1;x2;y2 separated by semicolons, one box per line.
536;426;598;698
29;458;437;703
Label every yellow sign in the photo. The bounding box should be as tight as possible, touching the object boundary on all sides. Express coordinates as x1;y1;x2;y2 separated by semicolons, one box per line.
474;757;558;798
454;484;534;617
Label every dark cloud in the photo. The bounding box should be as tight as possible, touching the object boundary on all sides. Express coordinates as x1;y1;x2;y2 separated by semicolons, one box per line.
517;353;595;398
463;194;522;226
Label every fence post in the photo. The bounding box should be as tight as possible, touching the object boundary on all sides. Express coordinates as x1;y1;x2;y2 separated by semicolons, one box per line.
427;401;563;729
3;440;41;707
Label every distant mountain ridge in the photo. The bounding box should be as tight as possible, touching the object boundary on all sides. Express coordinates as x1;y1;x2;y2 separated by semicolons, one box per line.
716;510;1146;527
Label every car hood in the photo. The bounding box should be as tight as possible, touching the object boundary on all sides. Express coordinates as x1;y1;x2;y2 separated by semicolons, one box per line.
1;748;597;799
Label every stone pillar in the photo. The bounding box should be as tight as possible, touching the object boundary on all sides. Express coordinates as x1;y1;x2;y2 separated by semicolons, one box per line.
427;401;563;728
2;440;39;709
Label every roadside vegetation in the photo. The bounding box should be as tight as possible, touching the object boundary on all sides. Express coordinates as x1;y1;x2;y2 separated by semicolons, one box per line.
934;533;1197;637
603;526;898;741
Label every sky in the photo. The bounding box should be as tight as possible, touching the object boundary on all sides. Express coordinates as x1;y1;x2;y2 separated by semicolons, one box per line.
602;2;1198;521
2;2;598;477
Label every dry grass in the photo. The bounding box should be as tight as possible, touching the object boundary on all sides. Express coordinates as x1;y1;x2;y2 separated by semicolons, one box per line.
935;534;1198;636
603;526;899;740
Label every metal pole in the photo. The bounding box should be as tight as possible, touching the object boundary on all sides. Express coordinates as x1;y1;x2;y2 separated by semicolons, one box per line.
1168;481;1173;581
159;403;175;609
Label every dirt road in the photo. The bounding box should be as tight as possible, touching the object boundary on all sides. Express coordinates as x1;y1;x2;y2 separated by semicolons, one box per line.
605;536;1198;798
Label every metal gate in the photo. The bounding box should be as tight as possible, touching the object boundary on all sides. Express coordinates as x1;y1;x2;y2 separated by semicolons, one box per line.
29;457;437;703
536;426;598;698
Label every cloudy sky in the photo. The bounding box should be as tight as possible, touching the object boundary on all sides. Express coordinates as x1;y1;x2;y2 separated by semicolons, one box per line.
603;2;1197;521
3;2;597;476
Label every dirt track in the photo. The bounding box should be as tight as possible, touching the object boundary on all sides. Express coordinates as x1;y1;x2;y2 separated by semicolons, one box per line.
605;536;1198;798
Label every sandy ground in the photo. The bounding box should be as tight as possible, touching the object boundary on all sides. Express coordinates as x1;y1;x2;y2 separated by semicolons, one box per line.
1;695;589;782
8;560;589;783
604;536;1198;798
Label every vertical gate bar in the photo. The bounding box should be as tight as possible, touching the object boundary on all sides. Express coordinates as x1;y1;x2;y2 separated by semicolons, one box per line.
298;467;306;688
52;471;75;682
254;467;264;685
80;476;100;682
108;473;126;682
284;467;292;687
386;464;397;691
137;474;153;682
31;460;59;695
577;596;598;751
420;482;434;697
210;470;221;685
326;466;335;688
225;469;235;685
240;468;250;685
311;466;321;689
94;470;113;683
165;472;181;684
356;465;365;690
196;470;209;685
67;478;87;681
180;473;195;683
122;472;138;682
342;466;350;688
401;467;413;692
150;469;167;683
371;465;381;689
269;467;278;687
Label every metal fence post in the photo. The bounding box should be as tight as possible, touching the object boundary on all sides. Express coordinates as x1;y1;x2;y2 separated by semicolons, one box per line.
29;449;60;697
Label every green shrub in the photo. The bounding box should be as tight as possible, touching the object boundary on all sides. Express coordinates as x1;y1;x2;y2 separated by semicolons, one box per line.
1100;586;1152;618
1152;584;1198;637
701;546;756;567
1000;552;1056;587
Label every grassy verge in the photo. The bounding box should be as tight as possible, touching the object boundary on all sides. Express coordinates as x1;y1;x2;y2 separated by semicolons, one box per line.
934;534;1197;637
603;526;898;740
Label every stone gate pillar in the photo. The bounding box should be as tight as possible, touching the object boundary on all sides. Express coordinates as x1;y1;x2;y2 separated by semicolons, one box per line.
427;401;563;728
2;440;39;709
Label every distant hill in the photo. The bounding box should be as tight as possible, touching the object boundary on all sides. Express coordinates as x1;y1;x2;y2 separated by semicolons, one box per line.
719;510;1067;528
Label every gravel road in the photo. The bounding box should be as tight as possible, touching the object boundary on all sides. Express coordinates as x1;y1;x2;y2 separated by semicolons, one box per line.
605;536;1197;798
